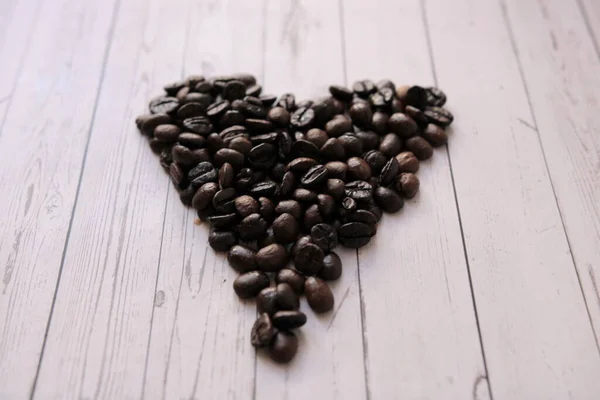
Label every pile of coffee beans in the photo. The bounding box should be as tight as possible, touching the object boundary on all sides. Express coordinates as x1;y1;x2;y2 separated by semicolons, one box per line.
135;73;453;363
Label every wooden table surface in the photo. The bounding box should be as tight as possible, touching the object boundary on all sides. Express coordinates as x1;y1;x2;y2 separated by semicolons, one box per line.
1;0;600;399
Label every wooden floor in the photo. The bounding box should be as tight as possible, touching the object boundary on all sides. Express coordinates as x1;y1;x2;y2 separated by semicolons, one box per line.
1;0;600;398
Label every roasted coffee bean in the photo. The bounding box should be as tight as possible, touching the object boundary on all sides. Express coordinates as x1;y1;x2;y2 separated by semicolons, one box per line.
396;172;420;199
286;157;317;174
301;165;329;188
320;137;346;160
372;111;389;135
374;186;404;213
267;106;291;126
274;93;296;111
329;85;353;101
405;136;433;160
149;96;179;114
421;123;448;146
276;283;300;310
424;106;453;127
275;200;303;220
272;213;300;244
352;80;376;98
258;197;275;222
303;204;323;230
379;133;403;158
341;197;358;213
259;94;277;106
291;139;320;159
192;182;219;210
228;136;253;156
405;86;428;110
246;84;262;97
311;223;338;252
363;200;383;222
388;113;418;138
277;131;292;159
270;163;286;182
218;163;234;189
186;74;206;87
220;109;245;128
231;73;257;86
222;80;246;101
291;235;312;257
234;195;259;217
395;151;420;173
149;139;169;155
179;186;196;206
379;157;399;185
349;102;373;127
257;287;278;316
290;107;315;129
176;86;190;101
294;242;324;276
234;168;254;193
339;222;375;248
347;209;378;226
319;252;342;281
227;245;258;273
305;128;329;148
183;92;213;107
280;171;297;198
369;90;390;108
208;228;237;251
197;205;216;221
304;277;334;313
356;130;380;150
251;313;275;348
219;125;248;143
178;133;205;149
276;269;305;295
404;105;428;125
245;118;273;133
269;331;298;363
182;116;213;135
344;180;373;202
250;132;279;146
368;176;379;189
154;124;180;142
193;80;212;93
239;98;267;118
338;134;363;157
248;143;276;169
293;188;317;203
316;194;335;217
425;86;447;107
205;133;225;153
213;188;237;213
141;113;171;136
207;213;237;229
248;180;278;198
205;100;230;119
325;116;352;137
326;178;345;200
188;161;216;183
176;102;206;120
238;213;268;240
363;150;388;174
256;243;288;272
234;271;270;299
169;163;185;187
214;148;244;168
163;80;187;96
347;157;372;181
272;311;307;330
324;161;347;180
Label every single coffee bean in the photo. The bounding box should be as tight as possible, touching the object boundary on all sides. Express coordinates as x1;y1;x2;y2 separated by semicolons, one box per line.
301;165;329;188
188;161;216;183
218;163;234;189
269;331;298;363
257;287;278;316
208;229;237;251
341;197;358;214
245;118;273;133
234;271;270;299
206;100;231;119
258;197;275;222
321;162;345;181
186;74;206;86
388;113;418;138
267;106;291;126
404;105;428;125
238;213;268;240
246;84;262;97
248;143;276;169
368;176;379;190
347;209;378;226
227;245;257;273
338;222;374;248
320;137;346;160
206;212;237;229
286;157;317;174
379;157;400;185
231;73;257;86
176;86;190;101
213;188;237;213
248;180;278;198
349;102;373;128
274;93;296;111
317;194;335;217
303;204;323;230
305;277;334;313
182;116;213;135
172;144;198;166
179;186;196;206
220;110;245;128
379;133;403;158
280;171;297;198
372;111;389;135
338;134;363;157
344;180;373;202
256;243;288;272
290;107;315;129
319;252;342;281
175;102;205;120
228;136;253;156
396;172;420;199
325;116;352;137
329;85;353;101
222;80;246;101
154;124;180;142
311;223;338;252
272;310;307;330
275;200;303;220
305;128;329;148
276;283;300;310
276;268;305;295
177;133;205;149
192;182;219;210
197;205;216;221
311;96;337;125
356;130;380;150
149;138;169;155
163;80;187;96
369;90;391;108
250;132;278;146
293;188;317;203
405;136;433;160
374;186;404;213
405;86;428;110
205;133;225;153
294;242;324;276
260;94;277;106
219;125;248;143
140;113;171;136
291;235;312;257
395;151;420;173
149;96;179;114
352;80;376;98
363;150;388;174
272;213;300;244
297;99;314;108
326;178;345;200
291;139;320;159
251;313;276;348
259;227;277;248
424;106;454;127
169;163;184;188
363;201;383;222
347;157;372;181
193;80;213;93
425;86;447;107
234;195;259;217
421;123;448;146
214;148;244;168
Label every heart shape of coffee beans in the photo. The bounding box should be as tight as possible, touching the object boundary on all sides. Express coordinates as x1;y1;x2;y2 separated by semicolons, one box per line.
135;73;453;364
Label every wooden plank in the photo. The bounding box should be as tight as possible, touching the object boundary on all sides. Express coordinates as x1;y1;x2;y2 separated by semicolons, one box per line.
0;0;119;397
31;0;189;398
342;1;489;399
504;0;600;347
579;0;600;52
254;1;367;399
425;0;600;398
142;1;265;399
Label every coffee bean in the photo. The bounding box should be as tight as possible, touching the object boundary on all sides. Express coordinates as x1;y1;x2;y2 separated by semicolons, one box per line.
404;136;433;160
176;103;206;120
192;182;219;210
286;157;317;174
149;96;179;114
197;205;216;221
379;157;399;185
176;86;190;101
388;113;418;138
379;133;403;158
169;163;184;188
304;277;334;313
347;209;378;226
294;242;324;276
163;80;187;96
319;252;342;281
154;124;180;142
363;150;387;174
222;80;246;101
179;186;196;206
349;102;373;128
303;204;323;231
269;331;298;363
246;118;273;133
220;110;245;128
207;212;237;229
214;148;244;168
277;132;292;158
338;222;374;248
219;125;248;143
234;195;259;217
396;172;420;199
208;228;237;251
258;197;275;221
259;94;277;106
248;143;276;169
341;197;358;214
311;223;338;252
293;188;317;203
257;287;278;316
275;200;303;220
149;139;169;155
424;106;454;127
276;283;300;310
213;188;237;213
291;139;320;159
193;80;213;93
347;157;372;181
217;163;234;189
291;235;312;257
329;85;353;101
326;178;345;200
231;73;257;86
188;161;217;183
338;134;363;157
239;98;267;118
206;133;225;153
276;269;305;295
178;133;205;149
325;116;352;137
323;161;347;180
352;80;376;98
182;116;213;135
344;180;373;202
251;313;276;347
372;111;389;135
300;165;329;188
246;84;262;97
405;86;428;110
228;136;253;156
425;86;447;107
374;186;404;213
421;123;448;146
238;213;268;240
234;271;270;298
305;128;329;148
227;245;258;273
356;130;380;150
186;74;206;87
256;243;288;272
141;113;171;136
267;106;291;126
317;194;335;217
395;151;420;173
274;93;296;111
290;107;315;129
272;310;307;330
272;213;300;244
320;137;346;161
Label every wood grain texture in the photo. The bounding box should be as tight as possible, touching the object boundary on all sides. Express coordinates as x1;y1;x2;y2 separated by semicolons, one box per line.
142;1;265;399
579;0;600;52
342;1;489;399
31;0;188;398
254;2;367;399
503;0;600;345
425;0;600;398
0;0;118;397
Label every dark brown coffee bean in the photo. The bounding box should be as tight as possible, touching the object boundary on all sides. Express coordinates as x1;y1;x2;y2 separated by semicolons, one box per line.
348;207;378;224
274;93;296;111
325;116;352;137
379;157;399;185
188;161;217;184
205;100;230;120
396;172;420;199
349;102;373;127
219;125;248;143
256;244;288;272
176;86;190;101
250;132;278;146
197;205;216;221
370;89;393;108
286;157;317;174
245;118;273;133
257;287;278;316
303;204;323;231
270;163;287;181
425;86;447;107
404;105;428;125
276;269;305;295
184;93;213;107
249;181;277;198
405;136;433;160
276;283;300;311
231;73;256;86
234;195;259;217
182;116;213;135
291;235;312;257
222;80;246;101
267;106;291;127
234;271;270;299
421;123;448;146
186;74;205;86
347;157;372;181
290;107;315;129
338;134;363;157
301;165;329;188
178;186;196;206
405;86;428;110
280;171;296;198
258;197;275;222
208;229;237;251
311;223;338;252
204;133;224;153
344;180;373;202
227;137;252;156
293;188;317;203
169;163;184;188
304;277;334;313
326;179;345;200
305;128;329;148
154;124;180;142
275;200;303;220
269;331;298;363
352;80;376;98
178;133;205;149
374;186;404;213
388;113;417;138
259;94;277;106
192;182;218;210
294;243;324;276
379;133;403;158
149;96;179;114
248;143;276;169
272;213;300;244
219;110;245;128
251;313;275;348
329;85;353;101
363;150;387;174
206;212;237;229
227;245;257;273
317;194;335;217
141;113;171;136
320;137;346;161
246;84;262;97
272;311;307;330
339;222;375;248
319;252;342;281
341;197;358;214
217;163;233;189
193;80;212;93
214;148;244;168
163;80;187;96
213;188;237;213
395;151;420;173
424;106;454;128
238;213;268;240
356;130;380;150
149;139;170;155
363;201;383;222
291;139;320;159
324;161;347;180
368;176;379;189
372;111;389;135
